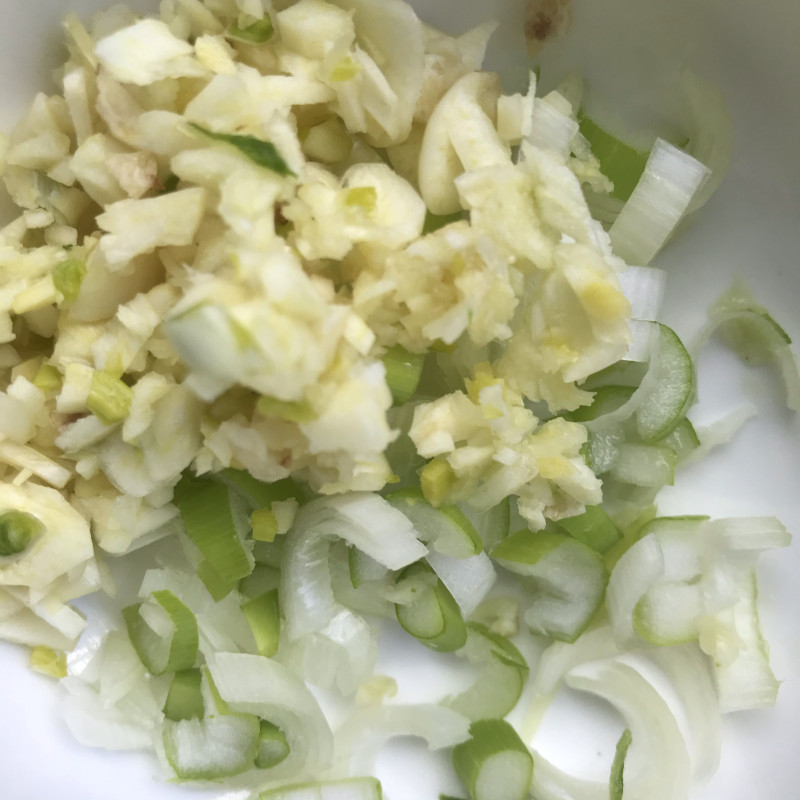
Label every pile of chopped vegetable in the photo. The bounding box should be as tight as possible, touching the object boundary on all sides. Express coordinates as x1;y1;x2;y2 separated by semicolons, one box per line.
0;0;796;798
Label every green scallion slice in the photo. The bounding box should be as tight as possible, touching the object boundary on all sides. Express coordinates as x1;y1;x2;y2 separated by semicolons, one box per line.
242;589;281;658
164;669;205;722
382;346;426;406
174;474;255;584
395;562;467;653
255;720;290;769
0;511;42;556
228;17;274;43
52;257;87;304
609;728;633;800
123;589;198;675
452;719;533;800
557;506;622;553
87;370;134;425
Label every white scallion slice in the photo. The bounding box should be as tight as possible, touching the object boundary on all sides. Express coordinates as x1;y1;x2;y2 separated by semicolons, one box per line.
609;139;710;266
452;718;533;800
618;266;666;322
387;488;482;558
426;550;496;617
162;713;260;780
492;530;608;643
207;652;334;779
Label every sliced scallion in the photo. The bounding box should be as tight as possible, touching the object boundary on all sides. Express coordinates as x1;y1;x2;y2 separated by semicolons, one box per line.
609;728;633;800
557;506;621;554
394;562;467;653
87;370;133;425
123;589;198;675
382;346;426;405
228;17;274;43
164;668;205;722
32;363;62;396
492;530;608;643
242;589;281;658
52;257;86;304
196;559;238;601
388;488;482;558
174;474;255;584
0;511;43;556
256;720;290;769
452;719;533;800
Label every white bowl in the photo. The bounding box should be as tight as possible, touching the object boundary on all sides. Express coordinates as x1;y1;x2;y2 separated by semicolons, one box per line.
0;1;797;798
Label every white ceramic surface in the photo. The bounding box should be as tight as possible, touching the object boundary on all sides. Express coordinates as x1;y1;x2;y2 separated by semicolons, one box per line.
0;1;798;798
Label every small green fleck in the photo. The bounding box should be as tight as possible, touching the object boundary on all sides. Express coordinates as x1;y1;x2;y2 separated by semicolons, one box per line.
423;210;465;234
330;56;361;82
88;370;133;425
29;646;67;679
251;507;279;543
256;395;316;423
345;186;377;212
189;123;294;177
33;363;62;396
228;17;274;43
420;457;457;507
52;258;86;304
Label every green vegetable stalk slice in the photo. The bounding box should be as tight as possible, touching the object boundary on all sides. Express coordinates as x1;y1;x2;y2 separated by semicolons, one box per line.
164;669;205;722
52;257;87;304
174;474;255;584
609;728;633;800
557;506;621;554
394;561;467;652
88;370;134;425
228;17;274;43
634;324;695;442
256;720;290;769
452;719;533;800
492;530;608;643
387;488;482;558
0;510;43;556
443;623;529;721
242;589;281;658
578;114;649;202
123;589;198;675
382;346;426;405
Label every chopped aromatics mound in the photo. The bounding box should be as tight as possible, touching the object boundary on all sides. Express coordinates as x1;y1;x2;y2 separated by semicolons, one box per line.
0;0;794;799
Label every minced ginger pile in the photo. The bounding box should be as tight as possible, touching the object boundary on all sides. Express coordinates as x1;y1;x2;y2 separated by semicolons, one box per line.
0;0;632;648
